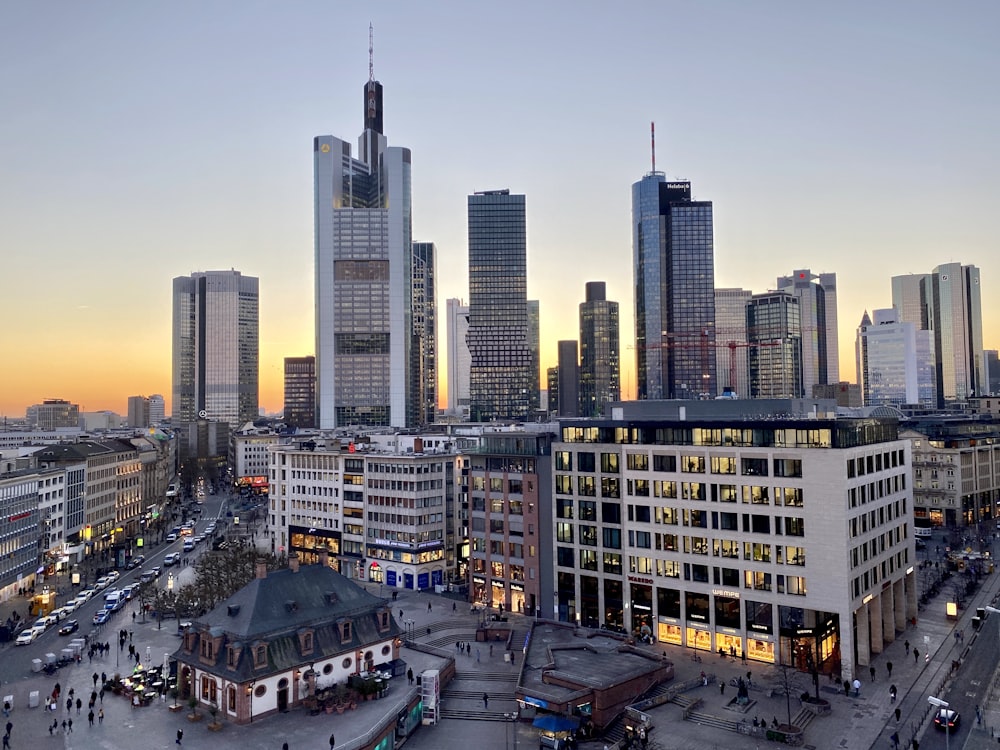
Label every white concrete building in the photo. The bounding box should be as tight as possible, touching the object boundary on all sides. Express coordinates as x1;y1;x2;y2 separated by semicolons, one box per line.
552;399;916;683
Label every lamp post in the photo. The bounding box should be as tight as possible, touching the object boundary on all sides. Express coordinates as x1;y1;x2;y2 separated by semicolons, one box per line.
247;680;255;723
504;711;518;750
927;695;950;750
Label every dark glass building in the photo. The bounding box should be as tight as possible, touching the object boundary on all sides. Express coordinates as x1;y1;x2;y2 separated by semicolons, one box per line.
283;356;316;428
556;340;580;417
467;190;532;421
632;174;716;400
412;242;438;426
579;281;620;416
747;291;803;398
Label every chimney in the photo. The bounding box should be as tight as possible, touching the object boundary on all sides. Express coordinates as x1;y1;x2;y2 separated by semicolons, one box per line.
289;552;300;573
255;560;268;579
318;548;330;568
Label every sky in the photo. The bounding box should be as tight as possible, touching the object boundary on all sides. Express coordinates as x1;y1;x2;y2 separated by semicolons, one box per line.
2;1;998;418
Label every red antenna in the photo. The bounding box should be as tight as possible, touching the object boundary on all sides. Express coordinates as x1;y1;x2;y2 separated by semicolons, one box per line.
368;23;374;83
651;121;656;173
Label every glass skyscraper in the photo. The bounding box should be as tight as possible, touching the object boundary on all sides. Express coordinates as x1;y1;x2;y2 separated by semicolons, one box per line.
467;190;532;422
632;173;716;400
283;355;316;428
579;281;620;416
412;242;437;426
314;66;416;428
714;288;752;397
171;269;259;428
776;270;839;394
747;291;802;398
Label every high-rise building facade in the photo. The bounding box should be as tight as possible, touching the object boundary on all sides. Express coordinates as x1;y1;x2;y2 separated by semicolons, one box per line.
527;300;541;414
412;242;437;426
445;299;471;419
855;309;932;408
632;172;716;400
579;282;620;417
283;356;316;428
714;288;752;397
467;190;532;422
171;270;259;428
314;62;414;428
26;399;80;430
127;396;150;428
747;292;802;399
148;394;165;425
892;265;985;406
556;340;580;417
776;270;839;393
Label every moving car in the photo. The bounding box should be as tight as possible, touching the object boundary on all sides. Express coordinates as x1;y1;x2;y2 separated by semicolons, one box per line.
94;576;111;590
93;609;111;625
15;629;39;646
106;570;120;583
934;708;960;730
165;533;178;543
163;553;180;567
182;540;194;553
58;619;79;635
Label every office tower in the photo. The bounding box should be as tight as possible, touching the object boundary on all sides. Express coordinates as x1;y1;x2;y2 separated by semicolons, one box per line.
127;396;150;428
527;300;541;413
546;367;559;414
467;190;532;422
172;270;259;429
445;299;471;419
776;270;839;392
314;52;414;429
26;399;80;429
747;291;802;398
856;309;924;407
632;165;716;400
148;395;165;425
283;356;316;428
556;340;580;417
714;288;752;397
579;282;620;416
986;350;1000;396
892;264;985;406
412;242;437;426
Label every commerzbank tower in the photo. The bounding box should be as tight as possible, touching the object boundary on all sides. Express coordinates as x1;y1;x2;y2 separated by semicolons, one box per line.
313;31;434;429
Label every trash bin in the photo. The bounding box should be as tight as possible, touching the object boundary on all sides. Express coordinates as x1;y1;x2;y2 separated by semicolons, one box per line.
28;691;39;709
972;616;981;630
31;659;42;673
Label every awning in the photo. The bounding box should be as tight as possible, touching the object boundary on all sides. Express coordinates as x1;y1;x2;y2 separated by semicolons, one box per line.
36;566;45;575
532;714;581;733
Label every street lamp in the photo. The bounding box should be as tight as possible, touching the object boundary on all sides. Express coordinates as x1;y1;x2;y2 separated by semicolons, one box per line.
927;695;950;750
504;711;518;750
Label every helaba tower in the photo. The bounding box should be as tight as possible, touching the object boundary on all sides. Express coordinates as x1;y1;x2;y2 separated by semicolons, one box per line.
632;125;716;400
314;30;416;428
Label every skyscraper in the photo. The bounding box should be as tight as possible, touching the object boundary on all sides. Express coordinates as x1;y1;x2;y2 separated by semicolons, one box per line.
892;264;985;406
632;163;716;400
714;288;752;397
127;396;150;428
776;270;839;393
171;270;259;429
747;291;802;398
148;394;165;425
527;300;541;414
445;298;471;419
855;308;933;408
556;340;580;417
283;356;316;428
412;242;437;426
467;190;532;422
314;47;414;428
579;281;620;417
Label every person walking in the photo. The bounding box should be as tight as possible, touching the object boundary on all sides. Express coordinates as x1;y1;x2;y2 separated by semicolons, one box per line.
3;732;9;749
895;707;901;722
483;693;489;709
328;732;335;749
283;744;289;750
176;728;183;745
887;661;893;677
76;697;82;714
476;648;481;663
88;710;95;727
92;673;98;687
67;718;73;733
427;601;432;612
890;684;897;702
98;708;104;724
904;640;910;655
852;678;861;697
869;666;876;682
913;648;919;663
720;681;725;695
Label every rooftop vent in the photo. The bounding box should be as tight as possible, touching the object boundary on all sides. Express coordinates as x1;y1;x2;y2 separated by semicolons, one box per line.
285;600;299;613
324;591;338;606
227;605;241;617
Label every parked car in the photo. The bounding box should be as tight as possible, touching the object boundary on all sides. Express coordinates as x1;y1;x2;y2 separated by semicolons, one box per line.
163;553;180;567
126;555;145;570
93;609;111;625
106;570;120;583
58;619;79;635
149;566;162;578
935;708;960;730
94;576;111;590
15;629;38;646
165;533;178;543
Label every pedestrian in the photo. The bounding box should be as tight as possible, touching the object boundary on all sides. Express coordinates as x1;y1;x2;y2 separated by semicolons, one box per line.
283;744;289;750
890;684;897;702
92;672;98;687
67;718;73;733
483;693;489;709
843;680;850;696
489;644;493;657
3;733;9;749
88;710;95;726
407;668;414;685
176;728;183;745
720;681;725;695
852;678;861;697
477;648;481;663
904;640;910;655
427;601;432;612
741;650;747;665
76;697;82;714
456;640;460;652
3;722;9;738
913;648;919;663
890;731;900;749
132;611;136;622
101;671;107;685
869;666;876;682
329;732;335;749
887;661;893;677
977;705;983;724
894;707;901;722
399;609;403;619
99;688;105;704
98;708;104;724
66;698;72;713
746;670;752;687
453;602;457;612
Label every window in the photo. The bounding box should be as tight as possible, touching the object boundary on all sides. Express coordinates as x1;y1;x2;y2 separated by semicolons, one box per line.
555;451;572;471
626;453;649;471
556;523;574;543
601;477;620;498
783;546;805;566
600;453;620;473
579;500;597;521
603;527;621;549
778;487;803;507
579;549;598;571
577;452;595;472
577;476;596;497
556;498;574;519
653;454;677;472
682;456;706;473
602;503;622;524
711;456;737;475
713;539;739;558
773;458;802;478
742;457;768;476
682;482;705;501
603;552;622;574
743;486;769;504
785;517;805;537
744;570;772;591
656;506;679;525
580;525;597;546
554;475;573;494
745;542;771;562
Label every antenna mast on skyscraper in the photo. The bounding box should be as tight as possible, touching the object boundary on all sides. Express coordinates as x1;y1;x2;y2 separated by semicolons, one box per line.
651;121;656;174
369;23;374;83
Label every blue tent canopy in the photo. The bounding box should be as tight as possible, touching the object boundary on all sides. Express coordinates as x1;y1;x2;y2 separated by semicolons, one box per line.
532;714;581;733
